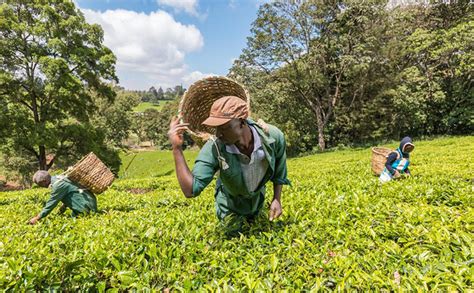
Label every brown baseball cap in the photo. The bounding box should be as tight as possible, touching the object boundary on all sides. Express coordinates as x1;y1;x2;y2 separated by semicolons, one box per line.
202;96;249;127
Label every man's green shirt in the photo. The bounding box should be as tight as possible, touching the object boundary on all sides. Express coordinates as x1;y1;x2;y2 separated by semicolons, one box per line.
191;119;290;219
39;176;97;219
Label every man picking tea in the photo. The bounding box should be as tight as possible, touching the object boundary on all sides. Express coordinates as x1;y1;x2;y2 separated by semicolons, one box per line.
168;96;290;236
28;171;97;224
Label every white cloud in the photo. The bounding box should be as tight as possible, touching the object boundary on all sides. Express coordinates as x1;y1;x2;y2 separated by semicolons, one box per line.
182;71;216;86
157;0;199;16
82;8;211;89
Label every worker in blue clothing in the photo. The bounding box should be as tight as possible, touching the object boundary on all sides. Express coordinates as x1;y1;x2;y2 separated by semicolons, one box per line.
379;137;415;183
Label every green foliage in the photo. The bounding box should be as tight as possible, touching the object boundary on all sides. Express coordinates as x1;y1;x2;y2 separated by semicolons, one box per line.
0;152;37;186
47;122;121;174
233;1;394;151
93;90;140;148
229;70;318;155
0;116;122;182
130;109;162;146
0;0;119;177
133;102;166;113
144;108;171;149
130;98;181;148
131;85;184;103
231;0;474;152
390;14;474;136
0;136;472;290
0;99;7;146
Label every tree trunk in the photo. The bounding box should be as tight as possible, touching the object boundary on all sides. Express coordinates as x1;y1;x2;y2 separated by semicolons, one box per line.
316;108;326;151
46;155;55;170
305;97;327;151
39;145;47;170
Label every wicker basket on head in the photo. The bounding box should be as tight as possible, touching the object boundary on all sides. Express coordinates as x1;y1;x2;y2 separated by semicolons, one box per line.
179;76;250;147
65;152;114;194
371;147;392;175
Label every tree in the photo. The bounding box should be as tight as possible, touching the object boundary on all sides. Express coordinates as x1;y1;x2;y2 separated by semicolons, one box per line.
92;89;140;148
0;98;7;145
326;1;400;145
129;98;181;149
148;86;159;104
0;0;118;174
233;0;473;153
139;90;150;102
147;99;182;148
235;1;389;150
130;113;148;144
388;2;474;136
174;85;185;98
157;86;164;100
164;88;174;100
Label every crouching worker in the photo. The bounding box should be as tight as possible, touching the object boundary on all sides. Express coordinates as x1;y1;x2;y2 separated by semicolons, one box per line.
379;137;415;183
28;171;97;224
168;96;290;237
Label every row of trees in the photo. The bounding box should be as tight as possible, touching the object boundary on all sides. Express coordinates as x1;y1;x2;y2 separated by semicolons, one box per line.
128;85;185;104
229;0;473;155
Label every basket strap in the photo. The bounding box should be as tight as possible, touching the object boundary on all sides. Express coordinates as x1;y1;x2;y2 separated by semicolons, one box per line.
256;119;270;134
62;166;74;177
210;136;229;171
51;175;67;188
396;148;402;160
384;149;399;160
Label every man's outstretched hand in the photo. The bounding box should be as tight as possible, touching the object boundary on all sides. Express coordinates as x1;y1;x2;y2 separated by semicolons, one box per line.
168;116;189;149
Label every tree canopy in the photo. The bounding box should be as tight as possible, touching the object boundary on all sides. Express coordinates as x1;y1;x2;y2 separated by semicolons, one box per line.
230;0;473;153
0;0;120;182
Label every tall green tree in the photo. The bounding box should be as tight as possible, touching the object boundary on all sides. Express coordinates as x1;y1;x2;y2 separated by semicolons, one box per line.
92;89;140;148
388;2;473;136
129;98;180;149
0;0;118;173
326;1;399;145
234;0;389;150
148;86;159;104
157;86;164;100
148;99;181;148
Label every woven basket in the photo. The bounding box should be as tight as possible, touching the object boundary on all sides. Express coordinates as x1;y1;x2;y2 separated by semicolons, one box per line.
178;76;250;147
65;152;114;194
371;147;392;175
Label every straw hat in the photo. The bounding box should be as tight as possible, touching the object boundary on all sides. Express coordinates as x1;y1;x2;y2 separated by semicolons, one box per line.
178;76;250;146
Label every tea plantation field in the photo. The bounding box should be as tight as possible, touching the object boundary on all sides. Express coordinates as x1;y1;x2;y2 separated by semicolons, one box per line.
119;150;198;179
133;102;167;113
1;136;472;291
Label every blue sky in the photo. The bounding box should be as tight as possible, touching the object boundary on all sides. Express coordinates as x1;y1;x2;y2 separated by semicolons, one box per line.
75;0;266;90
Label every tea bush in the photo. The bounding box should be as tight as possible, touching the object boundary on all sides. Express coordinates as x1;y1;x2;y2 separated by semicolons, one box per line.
0;136;472;291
